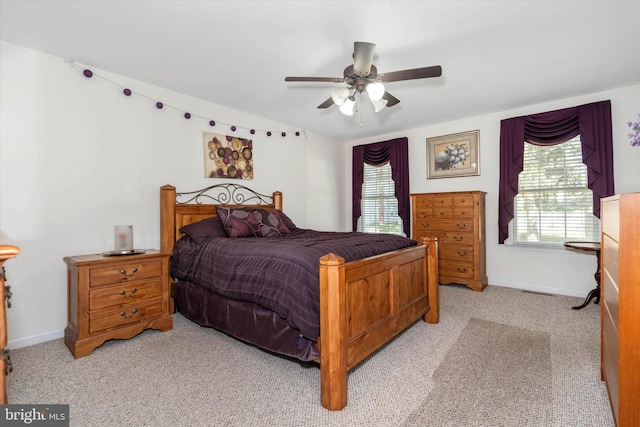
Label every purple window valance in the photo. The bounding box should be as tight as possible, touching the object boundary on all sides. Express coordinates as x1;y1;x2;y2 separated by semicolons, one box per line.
353;137;410;237
498;100;614;244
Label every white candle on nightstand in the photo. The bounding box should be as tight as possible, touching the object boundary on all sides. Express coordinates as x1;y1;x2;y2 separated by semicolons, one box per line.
114;225;133;251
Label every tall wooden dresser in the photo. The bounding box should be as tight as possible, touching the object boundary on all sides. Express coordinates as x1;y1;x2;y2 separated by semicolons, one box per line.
411;191;487;291
601;193;640;427
0;231;20;404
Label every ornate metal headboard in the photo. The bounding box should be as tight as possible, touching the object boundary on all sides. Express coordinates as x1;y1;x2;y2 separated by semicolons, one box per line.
160;184;283;254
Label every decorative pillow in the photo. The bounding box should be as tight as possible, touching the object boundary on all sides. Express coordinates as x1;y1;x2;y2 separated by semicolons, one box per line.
179;216;228;244
252;208;291;237
216;206;262;238
276;210;297;230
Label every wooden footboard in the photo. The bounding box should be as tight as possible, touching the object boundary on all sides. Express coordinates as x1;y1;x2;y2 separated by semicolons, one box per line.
319;238;439;410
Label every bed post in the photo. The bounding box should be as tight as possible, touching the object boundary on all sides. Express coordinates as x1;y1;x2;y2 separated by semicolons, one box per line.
318;253;347;411
423;236;439;324
273;191;283;211
160;185;177;312
160;185;176;254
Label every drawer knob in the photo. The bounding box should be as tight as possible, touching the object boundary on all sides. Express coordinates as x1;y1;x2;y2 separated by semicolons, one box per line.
456;267;468;273
119;288;138;298
453;235;464;241
456;250;468;256
439;211;446;216
461;199;466;203
421;222;430;227
119;267;138;277
120;308;138;319
456;223;466;229
460;211;467;215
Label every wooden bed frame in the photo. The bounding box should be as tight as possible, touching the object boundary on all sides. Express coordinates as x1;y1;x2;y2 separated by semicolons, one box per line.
160;184;439;411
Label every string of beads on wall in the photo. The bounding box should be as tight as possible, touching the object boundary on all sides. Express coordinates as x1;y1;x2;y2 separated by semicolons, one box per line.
66;59;304;138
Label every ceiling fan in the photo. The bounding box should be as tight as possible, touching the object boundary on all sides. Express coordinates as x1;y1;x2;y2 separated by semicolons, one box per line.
285;41;442;115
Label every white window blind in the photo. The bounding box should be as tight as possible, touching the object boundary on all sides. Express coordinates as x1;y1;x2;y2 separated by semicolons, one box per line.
513;136;600;246
358;162;404;235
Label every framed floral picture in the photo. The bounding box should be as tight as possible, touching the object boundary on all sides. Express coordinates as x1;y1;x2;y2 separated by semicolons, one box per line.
427;130;480;179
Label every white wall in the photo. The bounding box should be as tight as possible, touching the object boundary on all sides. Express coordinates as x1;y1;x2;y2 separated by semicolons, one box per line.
344;84;640;297
0;41;344;348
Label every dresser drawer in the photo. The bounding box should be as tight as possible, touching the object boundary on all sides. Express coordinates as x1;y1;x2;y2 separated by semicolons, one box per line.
432;207;453;218
452;195;475;207
433;196;453;207
89;279;163;311
414;208;433;219
440;232;475;246
439;245;474;262
453;207;474;219
413;219;475;233
439;260;474;279
89;260;163;287
89;297;164;333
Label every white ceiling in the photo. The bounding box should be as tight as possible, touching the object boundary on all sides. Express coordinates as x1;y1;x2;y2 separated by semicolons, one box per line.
1;1;639;140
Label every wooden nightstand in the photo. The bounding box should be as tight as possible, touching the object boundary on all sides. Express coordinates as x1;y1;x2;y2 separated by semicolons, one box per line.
64;250;172;358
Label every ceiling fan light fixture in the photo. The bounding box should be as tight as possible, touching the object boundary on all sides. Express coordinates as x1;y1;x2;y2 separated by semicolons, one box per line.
366;81;385;101
339;96;356;116
331;88;350;106
371;97;388;113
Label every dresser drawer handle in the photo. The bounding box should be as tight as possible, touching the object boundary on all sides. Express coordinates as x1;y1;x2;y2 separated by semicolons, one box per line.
119;268;138;277
4;349;12;375
421;222;430;227
461;199;466;203
456;267;468;273
438;211;446;216
119;288;138;298
120;308;138;319
453;235;464;241
456;250;468;256
460;211;467;215
4;284;12;309
456;223;466;229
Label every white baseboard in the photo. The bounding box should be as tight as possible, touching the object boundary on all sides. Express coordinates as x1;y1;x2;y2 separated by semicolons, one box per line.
489;281;588;299
7;328;64;350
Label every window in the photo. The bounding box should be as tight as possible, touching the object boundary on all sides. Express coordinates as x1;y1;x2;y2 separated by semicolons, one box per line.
358;162;404;235
513;135;600;246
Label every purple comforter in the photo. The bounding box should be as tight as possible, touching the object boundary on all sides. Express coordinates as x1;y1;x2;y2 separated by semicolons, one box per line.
170;229;417;340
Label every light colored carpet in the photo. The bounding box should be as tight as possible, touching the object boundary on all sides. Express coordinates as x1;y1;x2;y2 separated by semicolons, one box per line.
403;318;551;426
6;285;614;426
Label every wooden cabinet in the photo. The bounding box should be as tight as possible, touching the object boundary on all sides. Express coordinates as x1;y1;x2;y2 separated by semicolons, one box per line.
601;193;640;427
411;191;487;291
64;250;172;358
0;231;20;404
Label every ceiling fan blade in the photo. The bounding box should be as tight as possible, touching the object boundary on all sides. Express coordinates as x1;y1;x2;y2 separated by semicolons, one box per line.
353;42;376;76
317;97;335;109
378;65;442;83
382;91;400;107
285;76;345;83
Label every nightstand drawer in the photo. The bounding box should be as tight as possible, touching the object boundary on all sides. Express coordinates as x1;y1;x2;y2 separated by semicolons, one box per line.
89;260;163;287
89;279;163;311
89;297;164;333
